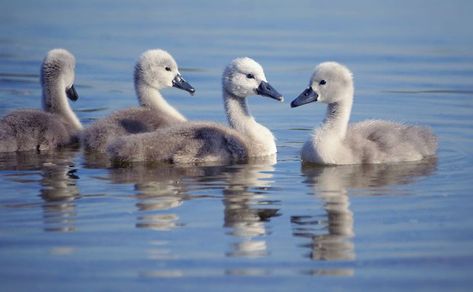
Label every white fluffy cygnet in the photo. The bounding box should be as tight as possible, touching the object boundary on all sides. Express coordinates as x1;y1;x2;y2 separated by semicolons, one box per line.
107;57;283;165
0;48;82;152
81;49;195;152
291;62;437;165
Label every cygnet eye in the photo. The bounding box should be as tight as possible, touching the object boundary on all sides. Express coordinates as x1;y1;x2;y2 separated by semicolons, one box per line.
319;80;327;85
165;66;172;72
246;73;255;79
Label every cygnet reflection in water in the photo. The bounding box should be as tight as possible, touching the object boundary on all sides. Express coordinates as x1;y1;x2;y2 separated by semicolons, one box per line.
40;158;80;232
0;150;80;232
107;163;226;231
292;159;437;264
222;157;280;258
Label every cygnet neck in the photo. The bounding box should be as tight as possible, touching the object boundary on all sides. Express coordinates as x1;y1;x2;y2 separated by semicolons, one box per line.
135;81;187;122
42;79;83;131
223;89;276;155
320;96;353;139
223;89;254;129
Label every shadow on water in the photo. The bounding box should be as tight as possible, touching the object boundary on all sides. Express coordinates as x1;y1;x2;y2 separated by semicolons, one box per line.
0;149;80;232
292;158;437;275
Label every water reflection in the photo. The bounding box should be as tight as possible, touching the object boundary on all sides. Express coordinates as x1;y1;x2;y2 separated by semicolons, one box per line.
108;165;198;231
293;165;355;262
294;159;437;273
82;151;112;169
105;157;280;277
106;163;232;279
223;156;280;258
0;150;80;232
40;160;79;232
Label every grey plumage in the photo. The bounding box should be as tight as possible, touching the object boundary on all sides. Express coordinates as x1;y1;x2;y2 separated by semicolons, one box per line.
0;110;75;152
108;122;251;165
107;57;283;165
0;49;82;152
82;107;184;153
292;62;437;165
82;49;194;152
345;120;437;164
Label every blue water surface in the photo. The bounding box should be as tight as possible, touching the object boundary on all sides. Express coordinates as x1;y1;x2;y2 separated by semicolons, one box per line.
1;0;473;291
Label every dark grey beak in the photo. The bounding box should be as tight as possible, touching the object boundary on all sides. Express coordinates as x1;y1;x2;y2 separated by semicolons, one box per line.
256;81;284;102
172;74;195;95
66;85;79;101
291;87;318;108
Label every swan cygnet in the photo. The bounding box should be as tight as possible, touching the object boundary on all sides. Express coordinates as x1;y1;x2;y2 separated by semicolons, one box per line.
291;62;437;165
81;49;195;152
107;57;283;165
0;49;82;152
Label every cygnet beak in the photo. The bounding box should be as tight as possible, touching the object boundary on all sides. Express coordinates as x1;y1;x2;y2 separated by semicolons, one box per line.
172;74;196;95
291;87;318;108
66;85;79;101
256;81;284;102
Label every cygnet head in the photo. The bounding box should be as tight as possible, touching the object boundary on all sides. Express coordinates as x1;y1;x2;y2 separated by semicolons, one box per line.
291;62;353;108
41;48;79;102
222;57;283;102
134;49;195;95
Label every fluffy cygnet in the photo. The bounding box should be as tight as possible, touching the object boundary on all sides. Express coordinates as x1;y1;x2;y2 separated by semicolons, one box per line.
0;48;82;152
291;62;437;165
81;49;195;152
107;57;283;165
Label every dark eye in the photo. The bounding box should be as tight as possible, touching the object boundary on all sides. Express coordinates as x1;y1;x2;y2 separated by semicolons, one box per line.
319;80;327;85
246;73;255;79
165;67;171;72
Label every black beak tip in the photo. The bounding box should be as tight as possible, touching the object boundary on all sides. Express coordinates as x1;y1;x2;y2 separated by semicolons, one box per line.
256;81;284;102
66;85;79;101
172;75;195;96
185;87;196;96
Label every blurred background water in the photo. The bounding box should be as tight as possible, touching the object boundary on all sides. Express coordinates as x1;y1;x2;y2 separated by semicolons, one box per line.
0;0;473;291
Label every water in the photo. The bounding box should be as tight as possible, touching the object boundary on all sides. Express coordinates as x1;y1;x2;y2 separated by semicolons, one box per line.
1;0;473;290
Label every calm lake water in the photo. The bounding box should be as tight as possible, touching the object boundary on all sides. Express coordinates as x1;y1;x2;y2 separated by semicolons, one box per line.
1;0;473;291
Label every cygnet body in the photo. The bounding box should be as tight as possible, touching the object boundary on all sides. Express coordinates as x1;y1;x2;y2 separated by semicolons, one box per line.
81;49;195;152
291;62;437;165
108;57;283;164
0;49;82;152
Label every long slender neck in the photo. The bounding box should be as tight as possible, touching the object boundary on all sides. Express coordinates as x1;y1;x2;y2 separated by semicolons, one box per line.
42;80;83;131
320;97;353;139
223;89;254;131
135;82;186;122
223;90;276;155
